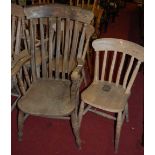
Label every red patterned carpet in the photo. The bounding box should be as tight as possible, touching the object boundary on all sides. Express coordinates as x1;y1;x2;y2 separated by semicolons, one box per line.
12;2;144;155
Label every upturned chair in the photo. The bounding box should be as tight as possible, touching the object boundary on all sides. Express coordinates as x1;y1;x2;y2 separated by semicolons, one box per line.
78;38;144;152
12;4;94;148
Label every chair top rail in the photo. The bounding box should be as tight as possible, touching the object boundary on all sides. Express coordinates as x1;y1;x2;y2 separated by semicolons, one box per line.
24;3;94;24
92;38;144;61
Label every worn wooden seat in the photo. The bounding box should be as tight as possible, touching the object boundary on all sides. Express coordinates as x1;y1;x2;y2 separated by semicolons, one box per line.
78;38;144;152
18;79;74;116
82;81;129;112
12;4;94;148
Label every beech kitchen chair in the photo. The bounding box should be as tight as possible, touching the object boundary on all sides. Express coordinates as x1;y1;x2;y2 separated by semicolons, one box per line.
12;4;94;148
78;38;144;152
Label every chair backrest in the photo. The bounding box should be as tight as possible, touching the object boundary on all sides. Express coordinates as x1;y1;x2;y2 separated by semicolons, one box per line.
24;4;94;81
92;38;144;94
70;0;97;11
70;0;103;37
32;0;54;5
11;4;28;59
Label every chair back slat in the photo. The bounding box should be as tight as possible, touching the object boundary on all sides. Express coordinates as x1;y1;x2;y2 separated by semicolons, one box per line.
40;18;47;78
101;50;107;81
68;21;79;72
48;17;55;78
125;60;141;94
62;18;70;79
11;16;16;56
116;53;126;86
94;51;99;82
55;17;62;79
30;19;37;82
76;0;79;6
108;51;117;83
123;56;134;89
21;17;28;51
25;29;31;52
92;38;144;94
81;37;90;60
14;18;22;56
77;24;86;58
68;21;74;54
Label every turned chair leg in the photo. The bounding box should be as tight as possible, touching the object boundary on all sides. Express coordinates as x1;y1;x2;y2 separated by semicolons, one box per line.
78;101;85;127
71;111;81;149
115;112;123;153
18;110;24;141
125;104;129;122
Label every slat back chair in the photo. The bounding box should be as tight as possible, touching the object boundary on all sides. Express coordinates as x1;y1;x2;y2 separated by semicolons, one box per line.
79;38;144;152
11;4;28;59
11;4;30;111
12;4;94;148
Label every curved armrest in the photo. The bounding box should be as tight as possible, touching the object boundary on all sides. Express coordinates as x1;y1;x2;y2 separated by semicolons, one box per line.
71;58;84;81
11;50;31;76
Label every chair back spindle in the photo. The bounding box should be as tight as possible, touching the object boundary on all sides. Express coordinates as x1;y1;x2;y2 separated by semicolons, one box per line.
11;4;26;59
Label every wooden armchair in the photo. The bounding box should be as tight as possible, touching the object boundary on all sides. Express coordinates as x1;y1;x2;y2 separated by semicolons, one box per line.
11;4;30;111
12;4;94;148
78;38;144;152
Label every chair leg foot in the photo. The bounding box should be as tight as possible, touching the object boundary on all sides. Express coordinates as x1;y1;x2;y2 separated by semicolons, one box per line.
115;112;122;153
71;111;81;149
18;110;24;142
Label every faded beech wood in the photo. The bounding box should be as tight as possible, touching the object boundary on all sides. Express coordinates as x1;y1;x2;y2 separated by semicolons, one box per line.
11;4;28;111
78;38;144;152
11;4;26;59
13;4;94;148
30;1;99;84
70;0;103;79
